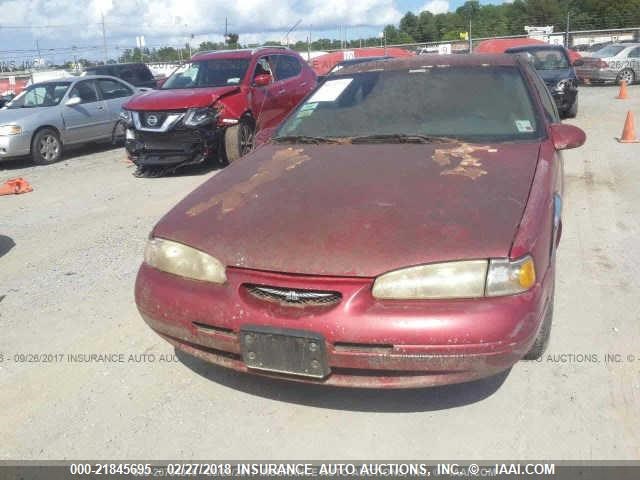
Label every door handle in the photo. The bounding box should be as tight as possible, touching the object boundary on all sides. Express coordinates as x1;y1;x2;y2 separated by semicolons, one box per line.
277;89;286;95
300;82;307;87
96;105;105;110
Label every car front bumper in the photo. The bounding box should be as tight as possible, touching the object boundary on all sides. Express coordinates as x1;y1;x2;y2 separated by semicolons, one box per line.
125;127;218;168
135;263;553;389
551;89;578;112
0;133;31;159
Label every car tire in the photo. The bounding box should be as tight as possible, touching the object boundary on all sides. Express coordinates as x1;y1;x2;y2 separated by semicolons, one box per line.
112;120;127;146
564;98;578;119
523;294;554;361
617;68;635;85
31;128;62;165
223;120;254;165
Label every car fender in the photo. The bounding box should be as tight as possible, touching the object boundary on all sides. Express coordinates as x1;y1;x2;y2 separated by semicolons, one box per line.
215;90;251;126
510;142;556;279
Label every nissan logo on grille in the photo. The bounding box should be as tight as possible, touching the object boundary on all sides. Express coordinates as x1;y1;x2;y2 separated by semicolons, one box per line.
145;114;160;127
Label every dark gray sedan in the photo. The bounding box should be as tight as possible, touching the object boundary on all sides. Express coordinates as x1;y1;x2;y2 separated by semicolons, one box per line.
0;75;139;164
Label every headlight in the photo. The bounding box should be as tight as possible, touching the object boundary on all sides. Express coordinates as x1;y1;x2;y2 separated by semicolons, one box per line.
184;107;218;127
119;110;133;126
372;256;536;300
0;125;22;136
144;237;226;284
372;260;488;299
555;79;570;91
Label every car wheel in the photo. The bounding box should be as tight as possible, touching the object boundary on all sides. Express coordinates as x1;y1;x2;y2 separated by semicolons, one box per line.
563;98;578;119
617;68;635;85
223;120;254;165
31;128;62;165
523;294;554;361
112;120;127;146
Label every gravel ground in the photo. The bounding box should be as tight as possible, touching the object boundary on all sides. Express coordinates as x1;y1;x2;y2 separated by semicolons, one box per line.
1;85;639;460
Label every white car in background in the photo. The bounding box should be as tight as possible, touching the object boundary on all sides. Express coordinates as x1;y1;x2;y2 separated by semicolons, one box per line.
574;43;640;84
0;75;139;165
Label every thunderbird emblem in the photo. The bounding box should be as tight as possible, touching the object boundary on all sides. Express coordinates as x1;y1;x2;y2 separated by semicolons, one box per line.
285;290;300;302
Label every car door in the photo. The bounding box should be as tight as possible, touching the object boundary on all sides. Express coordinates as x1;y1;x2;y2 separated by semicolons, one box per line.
62;80;111;143
95;77;135;124
249;56;282;130
271;54;307;124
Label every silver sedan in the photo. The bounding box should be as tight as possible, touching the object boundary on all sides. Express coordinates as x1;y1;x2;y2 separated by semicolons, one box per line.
0;75;139;164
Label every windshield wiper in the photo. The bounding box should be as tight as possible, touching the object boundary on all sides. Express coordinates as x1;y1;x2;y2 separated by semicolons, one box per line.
271;135;344;144
347;134;459;144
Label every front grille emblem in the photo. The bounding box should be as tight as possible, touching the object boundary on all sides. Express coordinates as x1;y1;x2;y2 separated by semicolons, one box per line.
245;284;341;307
146;114;160;127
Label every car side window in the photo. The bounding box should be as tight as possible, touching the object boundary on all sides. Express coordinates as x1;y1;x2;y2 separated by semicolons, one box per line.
527;65;559;122
274;55;302;81
253;57;273;81
627;47;640;58
97;78;133;100
69;80;99;104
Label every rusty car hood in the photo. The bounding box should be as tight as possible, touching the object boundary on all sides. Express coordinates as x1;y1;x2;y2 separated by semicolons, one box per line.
153;142;540;277
124;86;240;111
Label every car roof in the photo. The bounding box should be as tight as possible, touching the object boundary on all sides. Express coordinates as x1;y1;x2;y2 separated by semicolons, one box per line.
337;56;392;65
336;53;520;75
192;47;297;61
31;75;134;86
604;43;640;49
505;44;567;53
85;63;146;68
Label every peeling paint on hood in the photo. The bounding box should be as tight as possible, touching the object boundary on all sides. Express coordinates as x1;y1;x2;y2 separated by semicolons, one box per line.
432;143;498;180
187;147;310;217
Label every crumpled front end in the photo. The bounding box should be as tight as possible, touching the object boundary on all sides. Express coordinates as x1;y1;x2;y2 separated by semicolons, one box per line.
123;109;222;177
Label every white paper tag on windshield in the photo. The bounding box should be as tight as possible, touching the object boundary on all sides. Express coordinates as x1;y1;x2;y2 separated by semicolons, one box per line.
308;78;353;102
515;120;534;132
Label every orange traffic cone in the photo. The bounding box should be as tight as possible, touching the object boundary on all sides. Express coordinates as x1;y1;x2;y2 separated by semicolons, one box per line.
0;177;33;196
617;111;640;143
616;80;629;99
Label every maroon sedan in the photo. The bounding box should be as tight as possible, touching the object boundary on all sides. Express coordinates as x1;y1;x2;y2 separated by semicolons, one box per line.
135;54;586;388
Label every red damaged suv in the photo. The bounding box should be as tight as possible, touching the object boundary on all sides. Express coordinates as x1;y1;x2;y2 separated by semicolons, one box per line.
121;47;316;177
135;55;586;388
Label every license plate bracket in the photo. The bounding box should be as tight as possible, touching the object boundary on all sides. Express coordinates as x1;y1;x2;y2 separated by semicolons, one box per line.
240;326;329;379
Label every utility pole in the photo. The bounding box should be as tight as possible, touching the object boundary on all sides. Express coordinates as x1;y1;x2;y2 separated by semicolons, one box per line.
101;13;108;63
468;17;472;52
565;10;571;47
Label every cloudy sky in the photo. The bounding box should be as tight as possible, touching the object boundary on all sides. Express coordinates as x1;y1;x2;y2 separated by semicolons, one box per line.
0;0;505;64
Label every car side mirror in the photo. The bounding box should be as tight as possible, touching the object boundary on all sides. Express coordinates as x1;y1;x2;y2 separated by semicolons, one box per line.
549;123;586;150
254;73;273;87
65;97;81;107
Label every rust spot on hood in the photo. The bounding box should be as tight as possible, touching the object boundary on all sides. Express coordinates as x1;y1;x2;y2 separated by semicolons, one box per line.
187;147;310;216
432;143;497;180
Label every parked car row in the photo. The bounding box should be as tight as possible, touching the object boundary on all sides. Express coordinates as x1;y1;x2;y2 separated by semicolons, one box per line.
1;45;586;169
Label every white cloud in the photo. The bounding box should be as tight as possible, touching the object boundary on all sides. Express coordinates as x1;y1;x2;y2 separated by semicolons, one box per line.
419;0;450;15
3;0;403;43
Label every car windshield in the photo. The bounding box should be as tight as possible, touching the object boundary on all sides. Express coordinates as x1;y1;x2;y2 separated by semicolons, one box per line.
6;82;71;108
275;66;540;143
594;45;625;58
161;59;250;89
520;49;569;70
